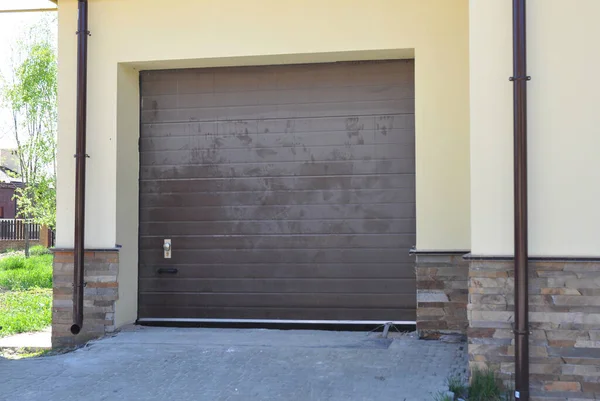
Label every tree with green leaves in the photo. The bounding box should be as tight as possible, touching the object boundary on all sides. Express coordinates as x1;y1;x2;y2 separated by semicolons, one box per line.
0;18;57;257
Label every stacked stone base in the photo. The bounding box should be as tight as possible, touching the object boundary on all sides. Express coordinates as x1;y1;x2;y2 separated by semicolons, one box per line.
468;258;600;400
52;249;119;347
416;252;469;338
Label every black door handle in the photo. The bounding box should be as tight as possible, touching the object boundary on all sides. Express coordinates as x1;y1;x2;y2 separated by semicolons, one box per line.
157;267;178;274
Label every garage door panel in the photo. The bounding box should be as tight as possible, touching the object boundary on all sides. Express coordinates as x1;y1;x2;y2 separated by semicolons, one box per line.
139;218;416;236
174;73;223;94
139;60;416;322
140;203;415;222
210;69;275;92
140;175;415;194
139;248;413;265
145;85;415;110
138;140;416;159
139;132;415;154
202;65;413;92
263;68;414;91
140;145;415;166
139;305;415;322
142;62;414;92
141;68;214;86
139;263;416;280
258;115;414;133
267;99;415;119
142;122;219;137
140;159;415;181
140;115;412;138
140;189;415;208
139;233;416;250
140;108;213;124
142;94;179;110
139;129;415;153
140;177;416;195
139;293;416;310
141;99;414;124
139;278;416;294
140;79;179;96
139;249;414;266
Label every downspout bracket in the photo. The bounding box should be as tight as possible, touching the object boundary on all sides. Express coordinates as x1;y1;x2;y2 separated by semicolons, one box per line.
509;76;532;81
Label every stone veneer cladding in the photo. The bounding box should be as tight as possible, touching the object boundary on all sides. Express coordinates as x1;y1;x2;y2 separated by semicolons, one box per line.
468;258;600;401
415;253;469;338
52;249;119;347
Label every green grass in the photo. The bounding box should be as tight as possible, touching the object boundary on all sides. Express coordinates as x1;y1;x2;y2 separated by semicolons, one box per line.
0;252;53;337
433;371;514;401
433;392;454;401
0;289;52;337
469;368;503;401
0;254;52;291
447;375;468;399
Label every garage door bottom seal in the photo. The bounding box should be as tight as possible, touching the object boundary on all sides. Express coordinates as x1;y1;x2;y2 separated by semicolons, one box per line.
137;318;416;325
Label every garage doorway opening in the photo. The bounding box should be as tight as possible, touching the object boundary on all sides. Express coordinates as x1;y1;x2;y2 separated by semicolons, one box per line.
137;60;416;326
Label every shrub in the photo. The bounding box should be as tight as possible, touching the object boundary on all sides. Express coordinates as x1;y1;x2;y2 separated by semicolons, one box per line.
29;245;51;256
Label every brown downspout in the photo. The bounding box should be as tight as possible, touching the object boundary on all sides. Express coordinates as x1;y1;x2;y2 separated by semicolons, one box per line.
511;0;529;399
71;0;89;335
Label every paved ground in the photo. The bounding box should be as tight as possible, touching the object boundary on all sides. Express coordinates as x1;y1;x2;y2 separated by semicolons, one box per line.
0;326;467;401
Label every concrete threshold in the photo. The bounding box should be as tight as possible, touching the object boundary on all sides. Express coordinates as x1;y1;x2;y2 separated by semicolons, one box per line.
0;327;51;351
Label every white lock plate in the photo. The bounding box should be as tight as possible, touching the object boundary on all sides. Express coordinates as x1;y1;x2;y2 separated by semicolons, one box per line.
163;239;172;259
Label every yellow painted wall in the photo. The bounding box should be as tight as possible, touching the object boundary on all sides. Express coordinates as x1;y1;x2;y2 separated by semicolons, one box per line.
470;0;600;257
468;0;513;256
114;65;140;327
57;0;470;325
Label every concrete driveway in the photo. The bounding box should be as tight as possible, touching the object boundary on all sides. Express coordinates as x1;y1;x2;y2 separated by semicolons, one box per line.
0;327;466;401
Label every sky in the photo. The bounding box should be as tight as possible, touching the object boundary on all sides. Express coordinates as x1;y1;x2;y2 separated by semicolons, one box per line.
0;0;56;11
0;9;57;150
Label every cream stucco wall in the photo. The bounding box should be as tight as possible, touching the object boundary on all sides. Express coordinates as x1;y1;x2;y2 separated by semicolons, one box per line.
470;0;600;257
57;0;470;325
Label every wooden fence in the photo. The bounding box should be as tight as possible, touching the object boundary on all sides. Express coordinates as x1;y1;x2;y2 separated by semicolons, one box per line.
0;219;42;241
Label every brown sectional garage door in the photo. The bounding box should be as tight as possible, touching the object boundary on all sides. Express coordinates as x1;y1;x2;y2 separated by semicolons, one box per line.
138;60;416;322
